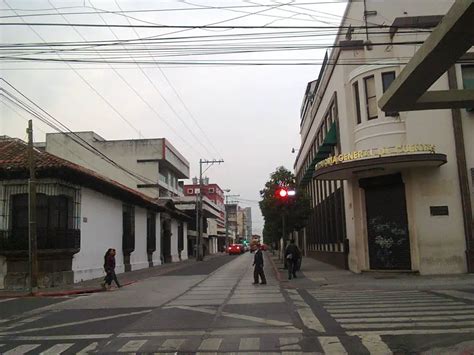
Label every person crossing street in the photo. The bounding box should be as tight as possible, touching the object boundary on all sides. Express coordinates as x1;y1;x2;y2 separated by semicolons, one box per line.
285;239;301;280
252;244;267;285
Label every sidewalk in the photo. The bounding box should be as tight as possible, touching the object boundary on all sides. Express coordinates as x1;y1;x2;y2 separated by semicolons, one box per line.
0;253;226;298
268;253;474;291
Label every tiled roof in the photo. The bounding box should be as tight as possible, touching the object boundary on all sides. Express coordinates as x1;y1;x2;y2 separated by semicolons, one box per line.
0;138;188;217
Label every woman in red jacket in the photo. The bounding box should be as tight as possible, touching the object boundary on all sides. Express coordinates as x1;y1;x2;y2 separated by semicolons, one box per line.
101;248;121;290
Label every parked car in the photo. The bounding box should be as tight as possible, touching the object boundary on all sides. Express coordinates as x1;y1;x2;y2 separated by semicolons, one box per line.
227;244;243;255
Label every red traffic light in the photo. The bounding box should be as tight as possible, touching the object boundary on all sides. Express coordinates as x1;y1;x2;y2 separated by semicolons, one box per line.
278;188;288;198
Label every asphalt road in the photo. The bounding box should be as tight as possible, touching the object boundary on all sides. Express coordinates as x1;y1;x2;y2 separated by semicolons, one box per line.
1;253;474;354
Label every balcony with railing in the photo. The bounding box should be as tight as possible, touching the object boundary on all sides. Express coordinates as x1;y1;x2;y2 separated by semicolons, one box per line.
0;228;80;255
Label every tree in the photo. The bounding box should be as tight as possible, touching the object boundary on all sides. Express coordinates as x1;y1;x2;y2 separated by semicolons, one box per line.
259;166;311;245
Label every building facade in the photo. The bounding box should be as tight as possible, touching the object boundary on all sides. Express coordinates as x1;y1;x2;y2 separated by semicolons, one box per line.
41;132;191;264
294;0;473;275
0;138;188;289
42;132;189;198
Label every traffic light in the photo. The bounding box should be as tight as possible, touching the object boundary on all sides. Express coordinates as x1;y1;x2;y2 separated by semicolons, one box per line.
275;187;296;199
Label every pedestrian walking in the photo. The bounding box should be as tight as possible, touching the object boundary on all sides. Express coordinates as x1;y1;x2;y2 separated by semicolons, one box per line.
285;239;301;280
253;244;267;285
101;248;121;290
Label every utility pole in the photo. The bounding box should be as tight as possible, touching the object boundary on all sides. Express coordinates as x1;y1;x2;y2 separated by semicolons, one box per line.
27;120;38;294
196;159;224;261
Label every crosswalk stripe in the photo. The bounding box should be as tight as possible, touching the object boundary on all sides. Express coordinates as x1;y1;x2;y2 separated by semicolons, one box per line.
279;337;301;350
344;320;474;329
339;314;474;323
159;338;186;351
433;290;474;302
359;335;393;355
40;343;74;354
239;337;260;351
318;336;347;354
297;307;326;332
3;344;41;355
333;309;474;318
198;338;222;351
118;340;147;352
349;328;474;336
322;299;452;305
326;301;464;309
77;342;98;353
328;305;470;313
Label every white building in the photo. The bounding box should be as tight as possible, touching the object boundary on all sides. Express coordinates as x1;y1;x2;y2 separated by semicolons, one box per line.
40;132;190;264
41;132;189;198
294;0;473;274
0;138;189;289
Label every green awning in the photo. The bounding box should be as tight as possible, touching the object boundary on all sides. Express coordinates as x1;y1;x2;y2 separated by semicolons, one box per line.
299;122;338;187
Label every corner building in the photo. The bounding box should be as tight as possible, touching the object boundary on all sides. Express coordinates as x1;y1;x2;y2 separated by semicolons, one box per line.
294;0;474;274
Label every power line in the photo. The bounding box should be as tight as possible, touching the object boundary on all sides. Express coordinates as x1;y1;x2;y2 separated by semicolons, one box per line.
0;78;163;189
0;22;429;29
83;0;217;159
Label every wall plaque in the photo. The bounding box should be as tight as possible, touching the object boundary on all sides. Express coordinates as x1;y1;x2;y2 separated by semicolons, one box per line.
430;206;449;216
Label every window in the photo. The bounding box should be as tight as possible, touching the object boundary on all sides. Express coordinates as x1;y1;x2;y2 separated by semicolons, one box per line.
12;193;72;231
364;75;378;120
382;71;396;92
462;66;474;112
147;211;156;252
187;188;193;194
122;204;135;252
208;188;214;193
353;81;362;124
382;71;398;117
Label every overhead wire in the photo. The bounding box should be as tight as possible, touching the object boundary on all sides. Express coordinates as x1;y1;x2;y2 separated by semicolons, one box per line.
0;78;164;190
112;0;223;160
44;0;206;162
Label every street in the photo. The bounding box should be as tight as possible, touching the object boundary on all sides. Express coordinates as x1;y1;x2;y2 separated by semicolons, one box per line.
1;253;474;354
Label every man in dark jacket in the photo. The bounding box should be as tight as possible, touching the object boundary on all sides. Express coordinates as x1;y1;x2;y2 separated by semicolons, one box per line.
253;244;267;285
285;239;301;280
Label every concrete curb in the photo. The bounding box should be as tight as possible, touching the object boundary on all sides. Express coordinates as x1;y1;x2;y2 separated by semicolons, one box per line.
267;253;282;282
1;281;137;298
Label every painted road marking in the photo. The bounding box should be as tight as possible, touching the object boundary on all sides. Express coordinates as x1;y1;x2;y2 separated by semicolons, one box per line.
3;344;41;355
328;305;471;313
118;340;147;352
167;305;292;327
0;298;15;303
40;343;74;354
0;334;112;341
289;289;326;333
323;299;455;306
344;320;474;329
325;302;465;310
339;314;474;323
0;309;152;336
297;307;326;333
359;335;393;355
119;327;301;338
239;337;260;351
318;336;347;354
333;309;474;318
348;328;474;336
77;342;98;353
198;338;222;351
279;337;301;350
433;290;474;302
159;338;186;351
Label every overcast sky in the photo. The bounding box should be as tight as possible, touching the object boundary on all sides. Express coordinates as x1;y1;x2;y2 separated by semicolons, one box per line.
0;0;347;235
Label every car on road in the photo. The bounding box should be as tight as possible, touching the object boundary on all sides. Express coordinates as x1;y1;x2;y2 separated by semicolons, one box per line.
227;244;243;255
